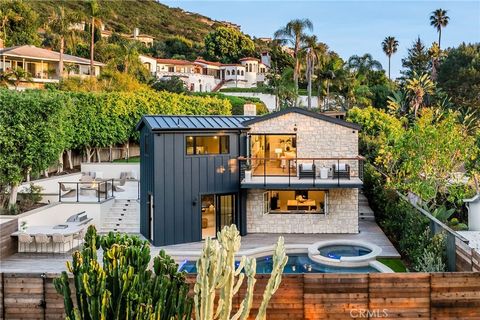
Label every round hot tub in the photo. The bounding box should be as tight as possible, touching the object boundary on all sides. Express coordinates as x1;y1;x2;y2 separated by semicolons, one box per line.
308;240;383;268
319;245;372;259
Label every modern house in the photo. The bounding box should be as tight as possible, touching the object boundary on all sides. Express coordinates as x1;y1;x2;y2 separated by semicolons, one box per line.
0;45;104;89
139;55;270;92
136;107;363;246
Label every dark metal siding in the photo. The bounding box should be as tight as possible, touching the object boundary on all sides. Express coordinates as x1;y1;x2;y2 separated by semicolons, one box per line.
139;127;155;241
151;131;242;246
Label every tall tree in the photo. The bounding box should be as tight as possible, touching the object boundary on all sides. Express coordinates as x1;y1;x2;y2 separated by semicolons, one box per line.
430;9;450;49
401;37;430;78
274;19;313;93
0;0;40;46
302;35;326;109
347;53;383;75
47;6;80;80
86;0;103;76
382;36;399;79
204;27;255;63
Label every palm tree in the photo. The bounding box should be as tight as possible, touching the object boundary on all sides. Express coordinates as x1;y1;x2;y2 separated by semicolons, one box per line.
430;9;449;49
347;53;383;75
274;19;313;94
86;0;103;76
406;72;435;117
428;42;443;80
381;36;399;79
2;67;32;90
48;6;80;80
302;35;322;109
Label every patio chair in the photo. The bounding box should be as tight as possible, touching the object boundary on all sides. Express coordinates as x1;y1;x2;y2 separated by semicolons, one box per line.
18;233;34;252
332;163;351;179
60;183;76;198
52;233;74;254
73;228;86;249
299;163;316;179
113;177;126;192
34;233;50;253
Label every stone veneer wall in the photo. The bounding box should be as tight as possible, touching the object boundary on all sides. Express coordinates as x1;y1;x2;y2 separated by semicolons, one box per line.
246;188;358;233
248;112;360;175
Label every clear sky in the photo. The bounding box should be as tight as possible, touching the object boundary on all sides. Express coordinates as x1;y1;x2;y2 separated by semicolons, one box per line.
161;0;479;78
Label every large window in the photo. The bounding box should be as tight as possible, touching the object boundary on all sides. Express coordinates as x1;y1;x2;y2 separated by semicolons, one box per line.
186;135;229;155
263;190;327;214
249;134;297;176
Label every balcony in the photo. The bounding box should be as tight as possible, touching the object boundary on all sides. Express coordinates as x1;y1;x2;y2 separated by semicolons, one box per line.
239;157;364;189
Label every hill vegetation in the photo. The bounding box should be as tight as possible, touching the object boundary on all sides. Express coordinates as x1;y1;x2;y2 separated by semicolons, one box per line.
29;0;223;43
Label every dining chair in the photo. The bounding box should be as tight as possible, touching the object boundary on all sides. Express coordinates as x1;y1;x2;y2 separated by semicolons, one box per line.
18;233;34;252
34;234;50;253
73;228;86;249
52;233;74;254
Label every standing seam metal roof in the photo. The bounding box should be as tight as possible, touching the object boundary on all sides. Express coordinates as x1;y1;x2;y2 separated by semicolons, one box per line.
140;115;255;131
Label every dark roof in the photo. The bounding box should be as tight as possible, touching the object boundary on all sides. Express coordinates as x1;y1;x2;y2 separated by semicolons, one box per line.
242;107;361;130
137;115;255;131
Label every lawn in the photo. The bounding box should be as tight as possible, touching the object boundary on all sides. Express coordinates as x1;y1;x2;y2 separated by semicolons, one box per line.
113;156;140;163
378;258;408;272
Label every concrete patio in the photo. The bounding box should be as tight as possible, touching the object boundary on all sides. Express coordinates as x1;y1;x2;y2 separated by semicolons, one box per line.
0;220;399;273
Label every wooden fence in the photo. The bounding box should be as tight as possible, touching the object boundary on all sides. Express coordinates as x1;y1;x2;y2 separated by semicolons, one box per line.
456;238;480;272
0;219;17;260
1;272;480;319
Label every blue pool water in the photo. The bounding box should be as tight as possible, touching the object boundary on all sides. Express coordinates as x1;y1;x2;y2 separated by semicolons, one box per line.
318;245;372;260
178;254;378;274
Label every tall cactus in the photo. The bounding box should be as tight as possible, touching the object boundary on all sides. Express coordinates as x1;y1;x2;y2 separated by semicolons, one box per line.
54;225;193;320
194;225;288;320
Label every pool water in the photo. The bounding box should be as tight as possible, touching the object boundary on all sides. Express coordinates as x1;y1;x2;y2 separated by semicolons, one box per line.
318;245;372;259
178;254;378;274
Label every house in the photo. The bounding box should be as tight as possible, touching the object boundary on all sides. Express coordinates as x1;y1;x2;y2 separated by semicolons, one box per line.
141;55;270;92
0;45;104;89
130;28;155;47
136;107;363;246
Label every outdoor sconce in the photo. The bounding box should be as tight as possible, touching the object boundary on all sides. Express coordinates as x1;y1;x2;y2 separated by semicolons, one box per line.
293;124;297;132
192;197;198;206
216;165;226;174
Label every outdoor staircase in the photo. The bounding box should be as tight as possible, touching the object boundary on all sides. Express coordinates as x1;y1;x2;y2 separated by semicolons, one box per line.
359;190;375;221
101;199;140;234
212;80;226;92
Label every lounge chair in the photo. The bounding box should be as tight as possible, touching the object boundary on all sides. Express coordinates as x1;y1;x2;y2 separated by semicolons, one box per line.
299;163;316;179
60;183;76;198
332;163;350;179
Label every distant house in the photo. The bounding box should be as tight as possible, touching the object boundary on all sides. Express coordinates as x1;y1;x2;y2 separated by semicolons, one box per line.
130;28;155;47
0;45;105;89
140;54;270;93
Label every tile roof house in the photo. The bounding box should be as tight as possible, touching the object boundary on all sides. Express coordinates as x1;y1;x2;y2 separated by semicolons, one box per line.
0;45;105;89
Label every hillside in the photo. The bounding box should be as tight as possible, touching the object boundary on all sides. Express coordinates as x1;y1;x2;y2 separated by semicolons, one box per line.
30;0;228;43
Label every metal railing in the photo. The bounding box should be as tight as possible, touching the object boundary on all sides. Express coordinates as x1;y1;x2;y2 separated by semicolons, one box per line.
58;179;115;203
238;156;365;187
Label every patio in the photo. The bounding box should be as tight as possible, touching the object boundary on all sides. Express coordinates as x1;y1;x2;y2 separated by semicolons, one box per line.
0;220;399;273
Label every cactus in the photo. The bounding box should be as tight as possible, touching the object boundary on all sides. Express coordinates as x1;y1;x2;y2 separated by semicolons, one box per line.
194;225;288;320
54;225;193;320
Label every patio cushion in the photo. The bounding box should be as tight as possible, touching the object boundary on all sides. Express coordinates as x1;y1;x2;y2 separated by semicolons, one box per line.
338;163;346;171
302;164;313;171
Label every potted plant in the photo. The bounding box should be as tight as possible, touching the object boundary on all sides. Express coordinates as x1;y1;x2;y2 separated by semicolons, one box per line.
244;163;252;181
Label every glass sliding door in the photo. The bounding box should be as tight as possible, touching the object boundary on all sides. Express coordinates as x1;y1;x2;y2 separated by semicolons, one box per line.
249;134;297;176
217;194;235;230
201;193;236;239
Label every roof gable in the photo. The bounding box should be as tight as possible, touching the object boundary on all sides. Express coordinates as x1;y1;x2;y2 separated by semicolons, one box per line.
242;107;361;130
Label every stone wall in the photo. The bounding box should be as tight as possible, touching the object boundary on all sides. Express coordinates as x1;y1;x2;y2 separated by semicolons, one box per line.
248;112;360;175
246;188;358;233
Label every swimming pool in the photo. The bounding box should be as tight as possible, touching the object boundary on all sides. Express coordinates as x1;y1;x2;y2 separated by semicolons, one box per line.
178;253;379;274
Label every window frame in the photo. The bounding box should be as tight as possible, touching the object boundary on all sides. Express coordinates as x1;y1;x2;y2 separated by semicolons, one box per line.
263;190;328;215
185;135;230;156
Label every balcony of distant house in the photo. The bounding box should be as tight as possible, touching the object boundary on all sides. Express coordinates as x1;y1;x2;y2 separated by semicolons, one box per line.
0;45;105;86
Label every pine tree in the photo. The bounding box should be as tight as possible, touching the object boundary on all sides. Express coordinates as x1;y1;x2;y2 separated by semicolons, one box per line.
401;37;431;78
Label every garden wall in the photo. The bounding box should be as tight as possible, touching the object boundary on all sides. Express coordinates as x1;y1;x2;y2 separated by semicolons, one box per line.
1;272;480;319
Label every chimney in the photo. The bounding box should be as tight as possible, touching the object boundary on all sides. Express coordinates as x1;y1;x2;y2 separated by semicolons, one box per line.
133;27;140;38
243;103;257;116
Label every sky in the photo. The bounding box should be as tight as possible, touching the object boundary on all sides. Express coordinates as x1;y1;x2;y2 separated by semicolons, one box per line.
161;0;480;78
